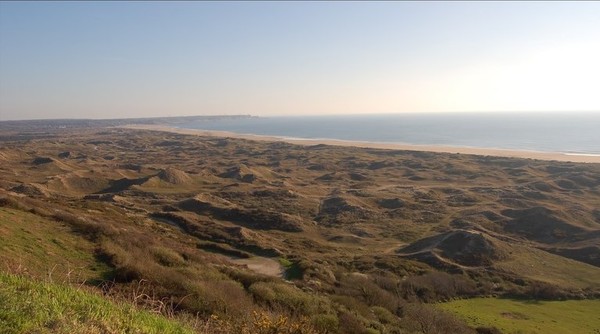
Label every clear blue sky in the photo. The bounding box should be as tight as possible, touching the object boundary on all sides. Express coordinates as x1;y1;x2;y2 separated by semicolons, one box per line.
1;1;599;120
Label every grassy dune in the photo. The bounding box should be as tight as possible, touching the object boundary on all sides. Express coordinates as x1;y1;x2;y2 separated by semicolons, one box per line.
493;244;600;290
1;126;599;333
0;272;193;334
0;207;109;281
439;297;600;334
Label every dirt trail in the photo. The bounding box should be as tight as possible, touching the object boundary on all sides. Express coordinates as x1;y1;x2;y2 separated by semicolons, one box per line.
151;216;285;277
230;257;284;277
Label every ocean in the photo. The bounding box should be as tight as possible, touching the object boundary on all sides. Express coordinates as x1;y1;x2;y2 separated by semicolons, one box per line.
179;112;600;156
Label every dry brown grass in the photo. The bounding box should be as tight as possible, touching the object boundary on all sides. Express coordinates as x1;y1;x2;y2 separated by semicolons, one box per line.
1;125;599;333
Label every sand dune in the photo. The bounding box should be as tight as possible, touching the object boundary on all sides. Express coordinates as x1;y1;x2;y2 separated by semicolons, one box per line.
2;125;599;304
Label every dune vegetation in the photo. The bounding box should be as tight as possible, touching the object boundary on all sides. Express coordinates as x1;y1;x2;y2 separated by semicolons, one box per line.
0;272;194;334
0;122;599;333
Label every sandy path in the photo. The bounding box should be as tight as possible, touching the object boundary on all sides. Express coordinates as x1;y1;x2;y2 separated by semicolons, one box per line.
150;216;285;277
230;257;284;277
121;125;600;163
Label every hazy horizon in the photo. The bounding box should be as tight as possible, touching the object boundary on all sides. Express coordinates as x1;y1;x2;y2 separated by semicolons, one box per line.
1;2;599;121
2;110;600;123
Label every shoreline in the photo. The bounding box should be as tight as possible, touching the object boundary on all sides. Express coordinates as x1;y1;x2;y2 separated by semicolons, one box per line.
122;124;600;163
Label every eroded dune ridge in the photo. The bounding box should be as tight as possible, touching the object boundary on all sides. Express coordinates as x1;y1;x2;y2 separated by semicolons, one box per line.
1;126;599;333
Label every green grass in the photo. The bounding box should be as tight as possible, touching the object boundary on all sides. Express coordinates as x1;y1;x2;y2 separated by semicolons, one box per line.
0;207;109;281
278;257;293;268
0;272;194;334
278;257;304;280
493;243;600;290
438;297;600;334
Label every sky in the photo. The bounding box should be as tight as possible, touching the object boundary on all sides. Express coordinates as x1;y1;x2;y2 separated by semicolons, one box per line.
1;1;599;120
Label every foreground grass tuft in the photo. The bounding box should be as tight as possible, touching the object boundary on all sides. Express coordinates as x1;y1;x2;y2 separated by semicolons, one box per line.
0;272;193;334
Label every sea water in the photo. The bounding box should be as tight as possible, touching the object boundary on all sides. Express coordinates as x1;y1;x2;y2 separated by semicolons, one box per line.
180;112;600;156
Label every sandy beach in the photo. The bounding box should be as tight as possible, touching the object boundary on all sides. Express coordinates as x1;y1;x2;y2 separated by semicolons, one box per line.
123;124;600;163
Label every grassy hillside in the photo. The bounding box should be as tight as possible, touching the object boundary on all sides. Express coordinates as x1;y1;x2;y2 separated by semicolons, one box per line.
439;297;600;334
0;207;109;281
0;272;194;334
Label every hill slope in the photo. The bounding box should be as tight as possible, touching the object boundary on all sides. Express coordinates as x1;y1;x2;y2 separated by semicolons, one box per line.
0;272;193;334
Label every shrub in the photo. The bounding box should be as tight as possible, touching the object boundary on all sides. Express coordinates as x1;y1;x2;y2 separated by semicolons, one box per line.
399;272;477;302
183;279;255;317
401;303;475;334
152;247;185;267
526;281;566;300
311;314;339;333
335;274;400;312
329;295;373;319
370;306;397;325
53;211;107;238
337;311;368;334
249;281;333;316
476;326;503;334
200;311;320;334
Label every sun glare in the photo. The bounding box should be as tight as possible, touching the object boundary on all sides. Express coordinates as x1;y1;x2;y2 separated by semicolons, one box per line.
415;41;600;113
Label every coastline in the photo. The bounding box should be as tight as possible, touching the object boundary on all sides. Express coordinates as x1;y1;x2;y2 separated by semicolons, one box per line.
122;124;600;163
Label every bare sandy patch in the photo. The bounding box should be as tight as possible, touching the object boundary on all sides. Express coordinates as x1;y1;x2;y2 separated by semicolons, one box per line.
230;257;284;277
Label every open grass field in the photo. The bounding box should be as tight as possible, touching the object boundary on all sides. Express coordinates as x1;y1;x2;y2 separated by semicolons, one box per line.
439;297;600;334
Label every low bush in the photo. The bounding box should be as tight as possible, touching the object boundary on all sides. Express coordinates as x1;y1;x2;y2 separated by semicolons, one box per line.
329;295;373;319
182;279;255;317
337;311;369;334
525;281;568;300
249;281;334;317
311;313;339;333
399;271;478;302
200;310;320;334
400;303;475;334
476;326;503;334
370;306;398;325
152;246;185;267
335;274;401;312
